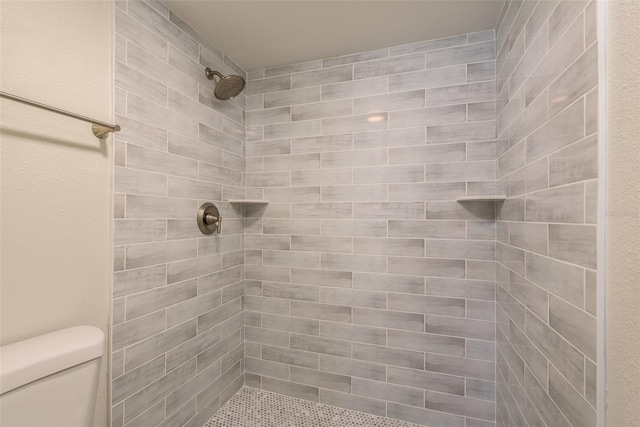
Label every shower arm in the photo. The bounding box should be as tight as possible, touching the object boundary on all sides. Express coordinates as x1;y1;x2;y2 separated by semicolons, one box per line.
205;68;224;81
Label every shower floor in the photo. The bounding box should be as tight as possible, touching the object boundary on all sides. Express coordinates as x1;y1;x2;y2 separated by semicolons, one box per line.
203;387;423;427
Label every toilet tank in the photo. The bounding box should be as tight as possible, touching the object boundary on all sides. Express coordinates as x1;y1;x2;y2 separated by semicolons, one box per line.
0;326;105;427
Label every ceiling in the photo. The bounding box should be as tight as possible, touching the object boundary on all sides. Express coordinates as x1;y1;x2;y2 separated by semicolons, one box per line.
165;1;506;72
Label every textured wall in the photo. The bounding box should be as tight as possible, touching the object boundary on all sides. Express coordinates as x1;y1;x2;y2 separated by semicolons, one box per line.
243;31;500;426
111;1;246;425
605;0;640;425
494;1;599;426
0;2;113;425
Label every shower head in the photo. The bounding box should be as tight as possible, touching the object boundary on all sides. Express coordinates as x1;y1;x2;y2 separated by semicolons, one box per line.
205;68;246;100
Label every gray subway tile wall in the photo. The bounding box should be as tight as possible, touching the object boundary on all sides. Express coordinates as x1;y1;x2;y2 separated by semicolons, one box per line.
244;29;498;426
112;1;600;426
113;1;245;425
495;0;598;426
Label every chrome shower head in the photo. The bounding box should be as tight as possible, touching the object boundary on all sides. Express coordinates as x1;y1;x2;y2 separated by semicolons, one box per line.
205;67;246;100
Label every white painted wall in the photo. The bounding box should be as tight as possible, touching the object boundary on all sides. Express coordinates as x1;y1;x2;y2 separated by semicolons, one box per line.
605;1;640;425
0;1;113;425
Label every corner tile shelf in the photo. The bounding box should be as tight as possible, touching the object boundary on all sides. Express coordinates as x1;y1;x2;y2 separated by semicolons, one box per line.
456;195;506;202
229;199;270;204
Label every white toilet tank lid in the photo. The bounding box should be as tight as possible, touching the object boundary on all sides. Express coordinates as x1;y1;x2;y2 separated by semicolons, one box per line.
0;326;105;395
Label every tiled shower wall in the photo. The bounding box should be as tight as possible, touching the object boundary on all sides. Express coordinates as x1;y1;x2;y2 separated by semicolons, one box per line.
494;1;598;426
111;1;247;425
109;1;602;427
243;32;500;426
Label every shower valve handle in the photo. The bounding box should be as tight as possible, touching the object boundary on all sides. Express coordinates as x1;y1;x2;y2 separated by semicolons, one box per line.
197;203;222;235
205;213;222;233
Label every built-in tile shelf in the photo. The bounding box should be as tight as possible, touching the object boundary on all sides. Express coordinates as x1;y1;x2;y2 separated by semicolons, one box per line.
456;195;506;202
229;200;270;204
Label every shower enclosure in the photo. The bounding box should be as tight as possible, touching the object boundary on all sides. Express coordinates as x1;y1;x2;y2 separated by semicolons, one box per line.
111;1;601;426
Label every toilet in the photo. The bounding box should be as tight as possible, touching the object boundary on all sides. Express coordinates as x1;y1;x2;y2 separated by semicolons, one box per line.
0;326;105;426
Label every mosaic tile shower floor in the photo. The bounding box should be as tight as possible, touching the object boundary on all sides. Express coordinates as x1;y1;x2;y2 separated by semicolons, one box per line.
204;387;423;427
